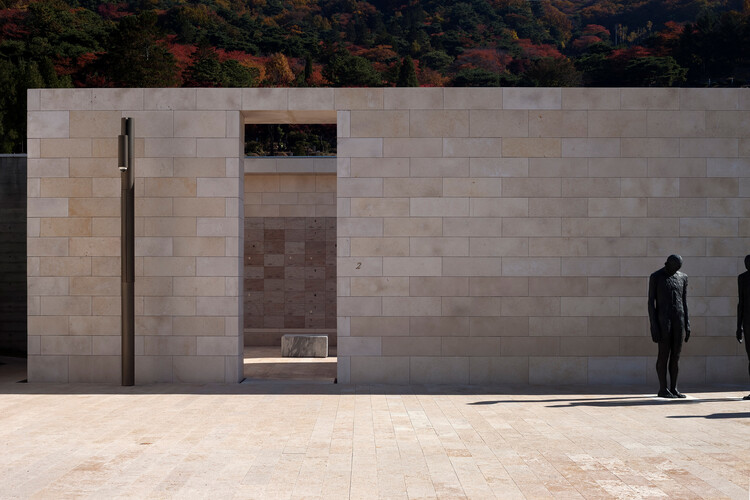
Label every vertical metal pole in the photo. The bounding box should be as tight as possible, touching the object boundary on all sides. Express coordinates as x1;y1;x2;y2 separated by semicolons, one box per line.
120;117;135;386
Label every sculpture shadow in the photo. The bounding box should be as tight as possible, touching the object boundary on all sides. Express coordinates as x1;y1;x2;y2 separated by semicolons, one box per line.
667;412;750;419
544;397;733;408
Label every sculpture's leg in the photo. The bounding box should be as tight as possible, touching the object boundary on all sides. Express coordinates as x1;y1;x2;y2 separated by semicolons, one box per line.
745;337;750;400
656;339;670;396
669;326;686;398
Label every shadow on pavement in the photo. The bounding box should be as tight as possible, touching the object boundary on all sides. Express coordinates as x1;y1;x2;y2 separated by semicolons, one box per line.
667;412;750;419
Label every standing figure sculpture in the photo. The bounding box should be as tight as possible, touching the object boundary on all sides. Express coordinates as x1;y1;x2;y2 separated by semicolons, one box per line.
736;255;750;400
648;254;690;398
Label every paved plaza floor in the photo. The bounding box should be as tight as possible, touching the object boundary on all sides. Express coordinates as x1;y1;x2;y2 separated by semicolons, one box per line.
1;365;749;499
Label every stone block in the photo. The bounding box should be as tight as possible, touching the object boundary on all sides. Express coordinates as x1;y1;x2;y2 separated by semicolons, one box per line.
334;88;383;110
588;357;648;385
410;356;469;384
350;277;409;296
529;356;587;385
384;138;442;157
647;110;705;137
173;355;225;383
174;111;227;137
501;297;560;317
680;138;738;158
468;237;528;256
502;218;561;237
40;89;92;111
562;138;620;157
444;218;503;236
281;334;328;357
503;88;561;109
680;88;738;110
589;158;648;177
288;88;334;110
469;110;528;138
502;138;561;158
197;88;241;110
470;356;529;384
351;197;409;217
28;355;69;382
589;198;646;218
588;237;647;257
383;217;440;237
382;257;442;276
529;110;587;138
40;138;92;158
442;257;503;276
443;138;502;157
349;110;409;138
338;337;380;356
350;158;409;178
92;89;143;110
242;88;287;110
144;138;196;158
441;297;501;316
27;111;69;139
337;138;383;158
562;88;620;110
706;111;750;137
350;356;409;384
444;88;502;109
621;88;679;110
410;110;469;137
383;88;442;109
410;197;469;217
410;237;468;257
469;277;527;296
383;178;442;197
470;198;528;217
528;198;588;217
470;158;527;177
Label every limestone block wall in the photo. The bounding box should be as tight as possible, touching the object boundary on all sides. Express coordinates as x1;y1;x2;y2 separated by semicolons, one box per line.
335;87;750;385
27;88;243;383
27;86;750;386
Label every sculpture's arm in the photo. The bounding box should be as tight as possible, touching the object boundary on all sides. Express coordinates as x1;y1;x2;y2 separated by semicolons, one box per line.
683;276;690;341
648;274;660;342
738;275;745;341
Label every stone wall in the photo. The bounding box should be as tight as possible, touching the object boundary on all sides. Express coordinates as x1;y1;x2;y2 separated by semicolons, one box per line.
335;87;750;385
27;89;243;383
27;87;750;385
0;155;27;356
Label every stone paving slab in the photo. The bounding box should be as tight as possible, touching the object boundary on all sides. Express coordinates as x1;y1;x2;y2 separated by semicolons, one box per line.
1;381;749;499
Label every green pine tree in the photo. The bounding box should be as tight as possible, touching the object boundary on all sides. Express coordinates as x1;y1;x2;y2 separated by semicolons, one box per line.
397;56;418;87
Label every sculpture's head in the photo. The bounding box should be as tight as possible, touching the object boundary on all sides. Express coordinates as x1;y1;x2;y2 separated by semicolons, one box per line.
745;254;750;271
665;254;683;276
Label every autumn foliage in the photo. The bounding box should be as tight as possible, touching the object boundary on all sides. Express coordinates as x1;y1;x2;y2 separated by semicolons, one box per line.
0;0;749;152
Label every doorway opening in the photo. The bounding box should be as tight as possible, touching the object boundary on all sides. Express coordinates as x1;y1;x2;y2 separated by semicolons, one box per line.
241;111;337;382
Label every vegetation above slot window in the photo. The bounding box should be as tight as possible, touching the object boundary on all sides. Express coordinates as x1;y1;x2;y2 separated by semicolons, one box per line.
245;124;337;157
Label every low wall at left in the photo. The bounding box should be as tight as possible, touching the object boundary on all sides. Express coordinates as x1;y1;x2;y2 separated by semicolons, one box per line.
0;155;27;356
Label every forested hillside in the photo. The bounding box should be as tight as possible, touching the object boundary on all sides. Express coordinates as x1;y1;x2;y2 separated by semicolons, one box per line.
1;0;749;152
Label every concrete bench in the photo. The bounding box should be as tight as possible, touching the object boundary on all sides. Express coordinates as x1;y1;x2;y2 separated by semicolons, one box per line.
281;334;328;358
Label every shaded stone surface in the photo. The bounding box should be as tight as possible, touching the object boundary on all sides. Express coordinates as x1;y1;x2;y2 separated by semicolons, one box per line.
0;156;26;356
281;334;328;358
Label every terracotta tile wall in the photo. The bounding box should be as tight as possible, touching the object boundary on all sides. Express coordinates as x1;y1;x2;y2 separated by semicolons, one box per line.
244;216;336;330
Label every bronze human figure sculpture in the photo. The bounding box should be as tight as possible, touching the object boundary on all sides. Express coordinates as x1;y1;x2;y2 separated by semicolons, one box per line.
648;254;690;398
736;255;750;400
